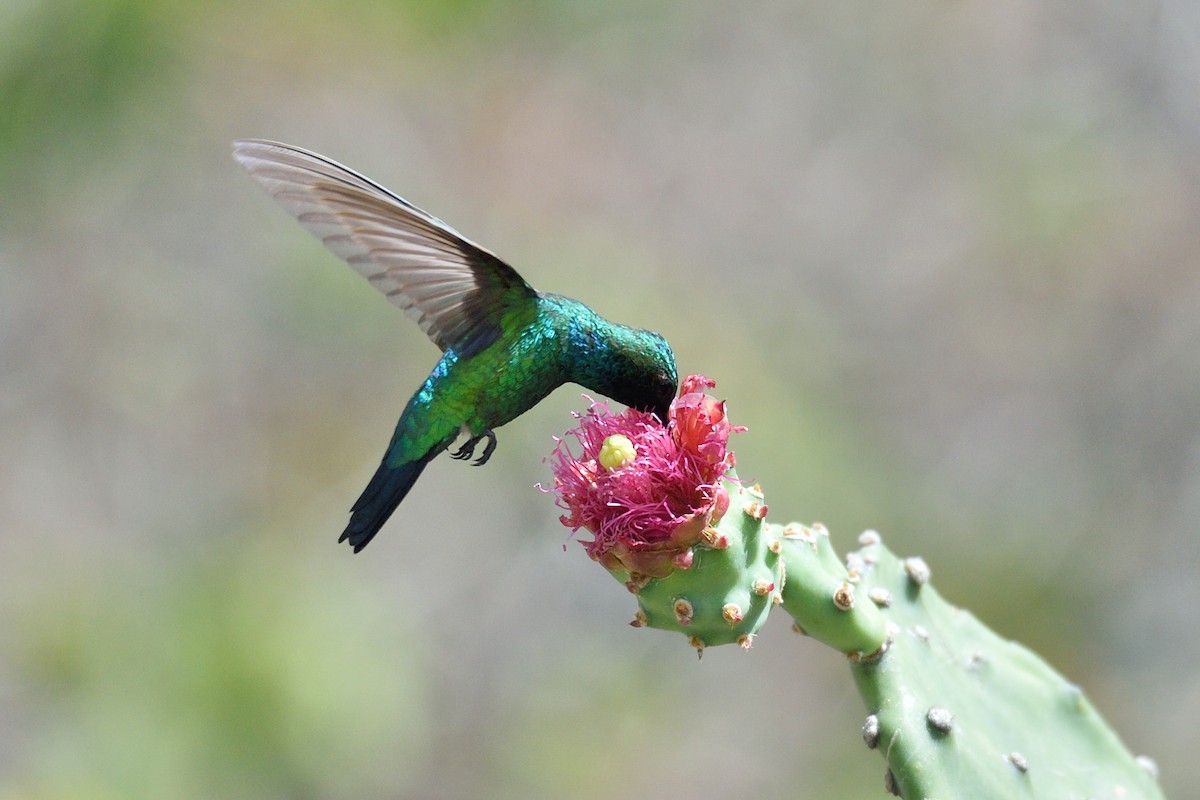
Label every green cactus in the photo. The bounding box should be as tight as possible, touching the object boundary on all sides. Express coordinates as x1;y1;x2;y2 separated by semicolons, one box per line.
608;478;891;657
605;477;782;651
609;479;1162;798
847;534;1163;799
550;379;1161;797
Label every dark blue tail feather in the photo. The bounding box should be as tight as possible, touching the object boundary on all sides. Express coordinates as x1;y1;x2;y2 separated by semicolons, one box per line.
340;452;435;552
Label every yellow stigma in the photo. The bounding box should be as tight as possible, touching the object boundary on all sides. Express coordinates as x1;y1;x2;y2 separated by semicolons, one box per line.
598;434;636;470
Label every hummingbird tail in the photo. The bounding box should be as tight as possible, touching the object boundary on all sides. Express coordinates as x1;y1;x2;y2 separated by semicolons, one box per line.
340;450;437;552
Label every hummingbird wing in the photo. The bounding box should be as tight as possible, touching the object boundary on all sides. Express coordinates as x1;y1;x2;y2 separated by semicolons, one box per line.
233;139;536;357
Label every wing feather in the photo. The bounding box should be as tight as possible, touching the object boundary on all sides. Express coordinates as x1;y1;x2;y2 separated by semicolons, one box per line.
232;139;536;355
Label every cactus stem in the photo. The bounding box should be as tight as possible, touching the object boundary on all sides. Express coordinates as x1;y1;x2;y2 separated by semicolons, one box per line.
777;530;889;654
1135;756;1159;780
551;384;1161;798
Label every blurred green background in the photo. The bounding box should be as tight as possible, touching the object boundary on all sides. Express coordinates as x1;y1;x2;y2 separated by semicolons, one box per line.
3;1;1197;797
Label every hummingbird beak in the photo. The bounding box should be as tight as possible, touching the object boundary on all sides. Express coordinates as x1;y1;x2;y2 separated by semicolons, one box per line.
651;374;677;425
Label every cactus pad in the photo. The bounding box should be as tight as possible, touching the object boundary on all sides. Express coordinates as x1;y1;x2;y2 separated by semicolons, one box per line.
607;479;784;650
848;535;1163;799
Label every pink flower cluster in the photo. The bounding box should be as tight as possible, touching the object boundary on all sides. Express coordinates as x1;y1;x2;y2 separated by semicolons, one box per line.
550;375;745;578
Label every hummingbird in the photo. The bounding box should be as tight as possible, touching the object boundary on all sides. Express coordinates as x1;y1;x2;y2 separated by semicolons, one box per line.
233;140;678;552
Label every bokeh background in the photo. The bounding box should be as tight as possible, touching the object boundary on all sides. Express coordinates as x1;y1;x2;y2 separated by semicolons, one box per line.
3;1;1198;797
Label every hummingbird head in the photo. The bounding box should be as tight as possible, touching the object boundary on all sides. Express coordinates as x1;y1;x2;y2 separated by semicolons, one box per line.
604;329;678;424
558;297;678;423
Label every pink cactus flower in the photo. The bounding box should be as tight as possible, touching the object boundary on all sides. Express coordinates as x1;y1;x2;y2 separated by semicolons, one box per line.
549;375;744;578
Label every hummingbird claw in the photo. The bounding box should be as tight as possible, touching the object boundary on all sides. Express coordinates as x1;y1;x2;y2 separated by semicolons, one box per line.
473;429;497;466
450;429;498;466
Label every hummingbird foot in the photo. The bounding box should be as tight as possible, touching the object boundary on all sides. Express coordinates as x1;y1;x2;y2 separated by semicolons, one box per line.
449;429;498;466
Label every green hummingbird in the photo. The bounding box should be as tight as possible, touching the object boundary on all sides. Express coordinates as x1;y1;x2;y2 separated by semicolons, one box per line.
233;140;678;551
